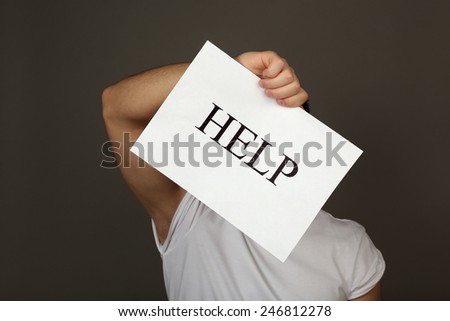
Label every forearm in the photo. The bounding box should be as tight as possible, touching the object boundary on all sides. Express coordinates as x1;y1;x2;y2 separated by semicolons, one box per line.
102;63;189;133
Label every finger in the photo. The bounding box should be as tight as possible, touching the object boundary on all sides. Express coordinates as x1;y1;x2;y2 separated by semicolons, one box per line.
277;88;309;108
265;81;301;100
260;67;297;89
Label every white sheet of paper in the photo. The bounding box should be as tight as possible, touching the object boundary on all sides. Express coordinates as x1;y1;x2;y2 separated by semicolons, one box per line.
131;41;363;262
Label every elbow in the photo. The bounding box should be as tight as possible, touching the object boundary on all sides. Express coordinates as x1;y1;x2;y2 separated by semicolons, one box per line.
102;85;116;122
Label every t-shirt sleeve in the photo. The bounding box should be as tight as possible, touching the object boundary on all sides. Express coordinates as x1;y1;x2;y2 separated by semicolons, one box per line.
347;226;386;300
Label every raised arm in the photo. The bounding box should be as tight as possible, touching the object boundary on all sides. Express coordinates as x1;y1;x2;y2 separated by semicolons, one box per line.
102;51;308;244
102;63;189;243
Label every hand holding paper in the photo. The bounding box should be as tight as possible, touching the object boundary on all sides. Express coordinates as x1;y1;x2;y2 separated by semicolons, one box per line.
236;51;309;107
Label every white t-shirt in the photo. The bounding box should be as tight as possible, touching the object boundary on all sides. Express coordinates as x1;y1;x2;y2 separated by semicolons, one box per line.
152;192;385;300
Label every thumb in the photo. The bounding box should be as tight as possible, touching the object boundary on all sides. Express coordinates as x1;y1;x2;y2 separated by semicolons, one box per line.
236;51;285;78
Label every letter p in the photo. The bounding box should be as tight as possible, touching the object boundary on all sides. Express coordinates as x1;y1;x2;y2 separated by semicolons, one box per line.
267;155;298;185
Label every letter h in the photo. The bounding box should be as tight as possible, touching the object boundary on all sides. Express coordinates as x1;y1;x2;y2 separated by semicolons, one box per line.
195;103;237;143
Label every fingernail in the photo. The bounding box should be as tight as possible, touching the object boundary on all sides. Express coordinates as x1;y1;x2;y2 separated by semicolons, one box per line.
258;79;264;87
277;99;284;106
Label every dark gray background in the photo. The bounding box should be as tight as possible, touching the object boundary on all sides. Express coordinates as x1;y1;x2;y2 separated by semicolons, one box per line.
1;0;449;300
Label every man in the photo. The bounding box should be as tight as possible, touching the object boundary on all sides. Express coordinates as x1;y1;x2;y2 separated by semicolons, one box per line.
102;50;385;300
